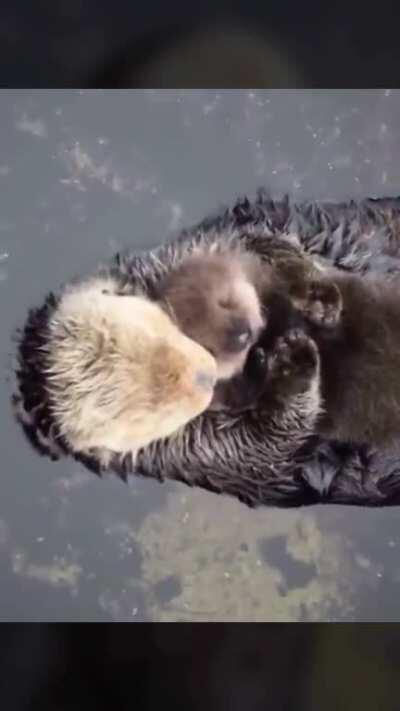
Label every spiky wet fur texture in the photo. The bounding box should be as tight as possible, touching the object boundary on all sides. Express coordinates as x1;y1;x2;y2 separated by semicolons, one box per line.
14;276;217;470
13;190;400;506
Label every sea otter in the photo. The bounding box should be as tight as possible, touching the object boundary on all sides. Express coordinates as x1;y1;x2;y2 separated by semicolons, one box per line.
303;266;400;448
13;191;400;507
13;276;218;471
213;243;400;450
155;247;266;381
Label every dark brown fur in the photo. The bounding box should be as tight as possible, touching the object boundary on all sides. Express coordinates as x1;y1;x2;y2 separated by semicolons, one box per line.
15;193;400;507
266;258;400;448
311;270;400;447
155;249;266;381
218;249;400;450
209;250;343;413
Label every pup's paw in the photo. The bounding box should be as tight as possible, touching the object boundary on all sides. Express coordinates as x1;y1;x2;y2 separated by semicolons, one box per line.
268;329;319;383
303;279;342;328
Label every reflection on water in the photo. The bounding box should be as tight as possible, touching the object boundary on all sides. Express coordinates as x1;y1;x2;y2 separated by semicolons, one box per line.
2;89;400;620
134;491;354;621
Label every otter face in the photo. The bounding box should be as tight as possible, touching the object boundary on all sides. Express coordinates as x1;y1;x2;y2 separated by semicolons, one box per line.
44;284;218;460
204;274;265;380
160;253;265;381
147;332;218;431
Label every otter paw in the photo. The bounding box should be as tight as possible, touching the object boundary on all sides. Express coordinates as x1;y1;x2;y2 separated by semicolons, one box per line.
268;330;319;382
208;346;268;413
304;279;342;328
250;346;267;371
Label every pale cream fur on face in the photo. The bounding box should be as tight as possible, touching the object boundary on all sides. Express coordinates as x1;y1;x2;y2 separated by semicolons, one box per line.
44;278;217;466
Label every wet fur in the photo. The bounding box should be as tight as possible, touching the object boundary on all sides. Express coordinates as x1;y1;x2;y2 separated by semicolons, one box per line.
218;247;400;450
312;270;400;447
155;248;265;381
13;191;400;506
14;276;217;470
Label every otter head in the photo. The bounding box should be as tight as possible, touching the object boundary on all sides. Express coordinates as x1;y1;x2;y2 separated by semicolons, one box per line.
42;282;218;461
159;250;265;380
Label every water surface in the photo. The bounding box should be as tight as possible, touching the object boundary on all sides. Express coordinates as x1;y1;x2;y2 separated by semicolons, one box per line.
1;89;400;621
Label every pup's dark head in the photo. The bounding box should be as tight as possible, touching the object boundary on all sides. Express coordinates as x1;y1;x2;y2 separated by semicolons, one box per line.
158;250;265;380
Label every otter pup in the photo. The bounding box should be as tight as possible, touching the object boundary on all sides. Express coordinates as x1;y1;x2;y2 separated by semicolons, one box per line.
220;245;400;451
307;268;400;448
154;246;336;414
155;248;266;381
185;246;343;414
237;246;400;450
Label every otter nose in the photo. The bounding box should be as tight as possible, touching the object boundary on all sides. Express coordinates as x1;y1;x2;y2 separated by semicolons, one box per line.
227;319;253;352
194;371;216;391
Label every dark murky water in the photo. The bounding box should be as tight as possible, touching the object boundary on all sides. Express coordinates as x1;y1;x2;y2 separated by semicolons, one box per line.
1;89;400;621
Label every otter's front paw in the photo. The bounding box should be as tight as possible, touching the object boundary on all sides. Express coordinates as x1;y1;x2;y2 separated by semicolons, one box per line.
268;330;319;392
208;346;268;413
302;279;342;328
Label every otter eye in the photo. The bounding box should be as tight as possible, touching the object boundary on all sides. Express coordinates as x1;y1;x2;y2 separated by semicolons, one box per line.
218;299;234;310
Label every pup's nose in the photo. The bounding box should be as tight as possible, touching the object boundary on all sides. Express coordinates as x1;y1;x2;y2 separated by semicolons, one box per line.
194;370;216;391
227;319;253;352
